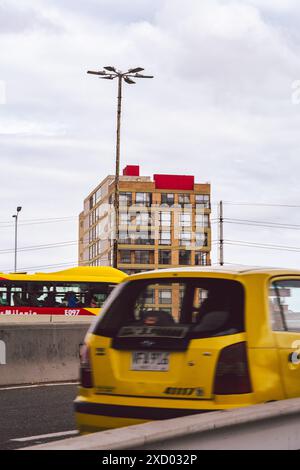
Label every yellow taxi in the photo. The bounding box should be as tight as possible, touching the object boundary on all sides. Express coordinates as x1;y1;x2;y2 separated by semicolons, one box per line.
75;265;300;433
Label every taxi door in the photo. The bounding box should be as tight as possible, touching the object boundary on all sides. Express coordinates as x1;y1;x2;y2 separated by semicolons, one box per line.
270;277;300;398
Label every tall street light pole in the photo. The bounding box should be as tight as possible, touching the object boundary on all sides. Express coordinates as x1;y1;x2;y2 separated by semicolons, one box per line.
87;66;153;268
12;206;22;272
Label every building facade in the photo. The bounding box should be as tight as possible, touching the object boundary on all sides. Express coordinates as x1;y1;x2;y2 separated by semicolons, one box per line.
79;165;211;274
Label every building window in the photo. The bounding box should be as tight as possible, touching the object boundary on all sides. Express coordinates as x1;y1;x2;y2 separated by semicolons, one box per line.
120;192;132;206
161;193;174;206
195;194;210;209
160;211;171;226
142;287;155;304
135;212;149;226
119;250;131;264
95;188;102;203
179;231;191;246
196;214;210;228
119;231;130;244
195;232;208;247
195;252;208;266
89;211;96;227
135;192;152;206
89;226;96;243
89;194;95;210
135;250;154;264
123;269;139;275
159;250;171;265
159;289;172;304
159;231;171;245
178;194;190;206
133;231;154;245
180;213;191;227
179;250;191;265
89;242;97;260
120;212;130;225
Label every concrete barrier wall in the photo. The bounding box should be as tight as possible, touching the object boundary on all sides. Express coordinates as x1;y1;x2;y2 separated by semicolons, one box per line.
26;398;300;450
0;323;89;386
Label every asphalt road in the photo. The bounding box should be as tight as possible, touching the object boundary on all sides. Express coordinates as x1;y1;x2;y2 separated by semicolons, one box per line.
0;383;79;450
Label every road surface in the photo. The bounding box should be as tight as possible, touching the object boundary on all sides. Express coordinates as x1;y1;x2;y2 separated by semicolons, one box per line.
0;383;78;450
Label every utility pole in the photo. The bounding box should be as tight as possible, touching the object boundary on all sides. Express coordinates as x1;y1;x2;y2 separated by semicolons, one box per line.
12;206;22;272
113;75;122;270
87;66;153;268
218;200;224;266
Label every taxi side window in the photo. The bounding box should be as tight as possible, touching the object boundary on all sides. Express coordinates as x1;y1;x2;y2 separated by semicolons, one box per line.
270;280;300;332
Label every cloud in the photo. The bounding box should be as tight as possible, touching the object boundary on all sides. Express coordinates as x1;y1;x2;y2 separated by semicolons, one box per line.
1;0;300;271
0;0;62;34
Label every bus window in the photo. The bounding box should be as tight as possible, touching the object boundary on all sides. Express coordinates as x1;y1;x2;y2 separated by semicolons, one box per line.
11;284;27;306
0;280;117;309
54;283;87;307
88;283;116;308
0;286;9;306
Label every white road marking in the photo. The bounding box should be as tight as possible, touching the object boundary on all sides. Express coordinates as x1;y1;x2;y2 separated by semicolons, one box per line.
11;430;78;442
0;382;79;391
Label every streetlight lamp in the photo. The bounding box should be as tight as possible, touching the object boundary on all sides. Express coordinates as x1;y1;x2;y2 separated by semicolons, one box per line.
12;206;22;272
87;66;153;268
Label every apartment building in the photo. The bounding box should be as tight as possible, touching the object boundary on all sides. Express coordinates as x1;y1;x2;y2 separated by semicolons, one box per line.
78;165;211;274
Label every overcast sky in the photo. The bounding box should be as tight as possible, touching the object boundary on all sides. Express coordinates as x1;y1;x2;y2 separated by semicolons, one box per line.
1;0;300;272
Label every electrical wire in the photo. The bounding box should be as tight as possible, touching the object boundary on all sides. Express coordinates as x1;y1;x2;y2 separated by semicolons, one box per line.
222;202;300;208
224;218;300;229
0;216;77;229
224;220;300;231
0;241;78;255
0;259;91;273
225;239;300;253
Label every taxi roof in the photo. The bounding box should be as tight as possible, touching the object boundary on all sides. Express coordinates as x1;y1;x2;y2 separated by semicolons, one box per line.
128;264;300;280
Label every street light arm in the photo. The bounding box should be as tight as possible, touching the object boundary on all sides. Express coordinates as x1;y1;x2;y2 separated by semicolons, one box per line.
104;66;117;72
126;74;154;79
127;67;144;73
124;76;136;84
87;70;107;76
136;75;154;78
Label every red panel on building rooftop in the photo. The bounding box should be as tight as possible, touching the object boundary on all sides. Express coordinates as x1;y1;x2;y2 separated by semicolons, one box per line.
123;165;140;176
154;174;194;190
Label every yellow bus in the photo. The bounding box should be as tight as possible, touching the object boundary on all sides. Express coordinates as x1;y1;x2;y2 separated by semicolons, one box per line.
0;266;127;317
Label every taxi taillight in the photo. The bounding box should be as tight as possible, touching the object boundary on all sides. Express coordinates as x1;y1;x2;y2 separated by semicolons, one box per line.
79;343;93;388
213;342;252;395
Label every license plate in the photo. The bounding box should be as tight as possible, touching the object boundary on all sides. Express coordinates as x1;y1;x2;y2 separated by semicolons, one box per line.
131;351;170;371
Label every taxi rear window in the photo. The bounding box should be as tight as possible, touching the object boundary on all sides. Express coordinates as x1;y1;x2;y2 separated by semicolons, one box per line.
93;277;245;339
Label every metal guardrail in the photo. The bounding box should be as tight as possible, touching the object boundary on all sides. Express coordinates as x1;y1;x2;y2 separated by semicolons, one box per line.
25;397;300;450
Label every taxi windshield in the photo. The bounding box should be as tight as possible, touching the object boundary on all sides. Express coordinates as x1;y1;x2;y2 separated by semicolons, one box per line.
94;277;245;339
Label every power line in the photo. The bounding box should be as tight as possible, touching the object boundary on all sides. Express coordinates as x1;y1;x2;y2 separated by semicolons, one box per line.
0;240;78;255
223;201;300;208
225;239;300;253
224;219;300;230
0;259;92;273
0;216;77;229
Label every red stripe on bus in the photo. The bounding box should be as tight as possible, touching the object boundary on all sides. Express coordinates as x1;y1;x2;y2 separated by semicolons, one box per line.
0;306;96;316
